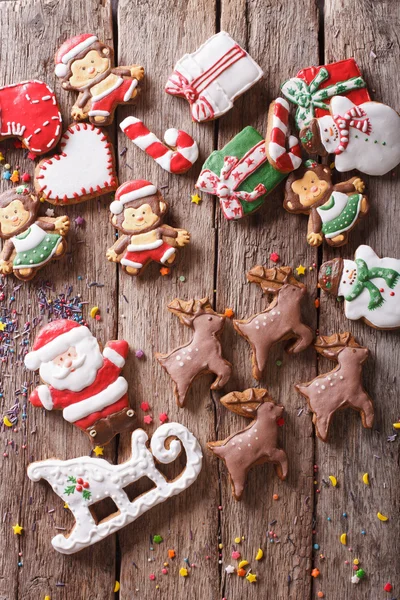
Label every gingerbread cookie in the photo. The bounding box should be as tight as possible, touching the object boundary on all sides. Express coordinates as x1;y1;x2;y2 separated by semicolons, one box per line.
281;58;369;130
28;423;202;554
0;188;69;281
155;298;232;407
106;180;190;276
299;96;400;176
207;388;288;500
284;161;368;247
295;333;374;442
234;266;314;380
0;80;62;155
24;320;135;445
55;34;144;126
165;31;263;122
319;245;400;330
34;123;118;205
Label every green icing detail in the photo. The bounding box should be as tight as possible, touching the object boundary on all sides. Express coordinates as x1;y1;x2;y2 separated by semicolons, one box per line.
321;194;361;236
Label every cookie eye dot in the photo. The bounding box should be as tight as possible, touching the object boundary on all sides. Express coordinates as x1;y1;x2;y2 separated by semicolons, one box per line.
324;128;328;132
82;67;86;71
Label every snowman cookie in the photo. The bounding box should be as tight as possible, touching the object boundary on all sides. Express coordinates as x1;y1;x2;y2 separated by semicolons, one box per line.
319;245;400;329
299;96;400;176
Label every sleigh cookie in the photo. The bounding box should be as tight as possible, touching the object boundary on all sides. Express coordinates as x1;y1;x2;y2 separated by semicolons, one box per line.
295;333;374;442
155;298;232;407
27;423;202;554
234;266;314;380
284;161;368;247
55;33;144;127
0;188;69;281
207;388;288;500
24;320;135;445
319;245;400;330
299;96;400;176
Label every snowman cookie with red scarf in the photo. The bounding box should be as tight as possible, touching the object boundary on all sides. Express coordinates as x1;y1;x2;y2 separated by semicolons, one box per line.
300;96;400;176
24;320;135;445
54;34;144;127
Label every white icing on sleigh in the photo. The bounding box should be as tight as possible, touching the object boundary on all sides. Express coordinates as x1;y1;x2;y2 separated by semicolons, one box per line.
27;423;202;554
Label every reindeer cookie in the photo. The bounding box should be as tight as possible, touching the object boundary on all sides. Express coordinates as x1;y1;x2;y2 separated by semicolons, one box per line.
155;298;232;407
284;161;368;248
234;266;314;380
106;180;190;276
0;188;69;281
55;34;144;126
207;388;288;500
295;333;374;442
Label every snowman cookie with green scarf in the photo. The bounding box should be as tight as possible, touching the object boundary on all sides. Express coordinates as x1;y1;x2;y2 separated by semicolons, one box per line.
319;245;400;329
284;161;368;248
0;188;69;281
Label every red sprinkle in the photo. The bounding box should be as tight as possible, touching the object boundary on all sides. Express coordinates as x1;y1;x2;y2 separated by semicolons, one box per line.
384;583;393;593
140;402;150;412
159;413;169;423
270;252;280;263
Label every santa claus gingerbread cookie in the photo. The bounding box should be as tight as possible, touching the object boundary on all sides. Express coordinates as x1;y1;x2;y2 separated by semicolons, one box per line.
55;34;144;127
319;245;400;330
299;96;400;176
24;320;135;445
0;188;69;281
106;180;190;276
284;161;368;247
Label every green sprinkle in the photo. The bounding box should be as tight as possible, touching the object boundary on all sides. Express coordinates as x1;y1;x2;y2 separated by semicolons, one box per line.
276;360;283;367
153;534;163;544
179;276;186;282
382;141;386;146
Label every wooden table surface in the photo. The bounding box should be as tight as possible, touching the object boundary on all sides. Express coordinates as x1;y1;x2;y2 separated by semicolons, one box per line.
1;0;399;598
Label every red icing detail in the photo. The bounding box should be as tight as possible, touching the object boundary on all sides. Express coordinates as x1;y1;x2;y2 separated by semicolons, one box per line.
274;101;289;125
146;141;168;160
125;121;150;140
271;128;286;148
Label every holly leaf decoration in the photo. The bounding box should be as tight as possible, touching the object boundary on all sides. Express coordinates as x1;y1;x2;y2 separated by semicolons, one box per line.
82;489;92;501
67;476;77;483
64;485;76;496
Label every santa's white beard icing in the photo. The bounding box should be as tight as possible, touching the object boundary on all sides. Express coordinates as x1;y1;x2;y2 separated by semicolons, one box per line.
318;97;400;176
39;336;104;392
338;246;400;329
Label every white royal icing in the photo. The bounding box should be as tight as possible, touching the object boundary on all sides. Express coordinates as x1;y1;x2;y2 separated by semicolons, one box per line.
338;245;400;328
27;423;203;554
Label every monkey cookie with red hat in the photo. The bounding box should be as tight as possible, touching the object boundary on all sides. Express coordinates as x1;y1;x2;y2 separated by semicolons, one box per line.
24;320;135;445
54;33;144;126
106;180;190;277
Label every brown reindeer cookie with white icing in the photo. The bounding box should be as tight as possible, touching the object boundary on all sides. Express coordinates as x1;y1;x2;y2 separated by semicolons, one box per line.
234;266;314;380
155;298;232;407
207;388;288;500
295;332;374;442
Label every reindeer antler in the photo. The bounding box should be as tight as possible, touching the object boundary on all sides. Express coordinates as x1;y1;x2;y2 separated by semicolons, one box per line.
247;265;304;294
221;388;271;418
314;332;362;358
167;297;218;325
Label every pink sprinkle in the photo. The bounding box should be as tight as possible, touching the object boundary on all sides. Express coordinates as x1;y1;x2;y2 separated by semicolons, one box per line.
159;413;168;423
231;551;241;560
162;568;168;575
143;415;153;425
149;573;156;581
140;402;150;412
135;349;145;358
270;252;280;263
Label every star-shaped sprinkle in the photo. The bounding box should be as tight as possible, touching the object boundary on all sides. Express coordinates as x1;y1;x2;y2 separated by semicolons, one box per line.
12;524;23;535
191;193;202;204
159;413;169;424
93;446;104;456
74;216;85;226
160;267;170;276
296;264;306;275
0;322;6;331
64;502;69;509
225;565;235;574
45;208;55;217
143;415;153;425
246;572;257;583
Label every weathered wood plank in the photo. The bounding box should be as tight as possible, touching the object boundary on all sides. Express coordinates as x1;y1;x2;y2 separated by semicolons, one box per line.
115;1;220;599
215;2;319;599
0;2;117;599
315;1;400;598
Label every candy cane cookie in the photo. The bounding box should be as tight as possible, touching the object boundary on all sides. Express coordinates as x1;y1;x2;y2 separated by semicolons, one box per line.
265;98;302;173
120;117;199;174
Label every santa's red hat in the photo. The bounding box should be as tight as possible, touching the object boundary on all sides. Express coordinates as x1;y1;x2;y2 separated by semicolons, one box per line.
24;320;93;371
54;34;98;78
110;180;158;215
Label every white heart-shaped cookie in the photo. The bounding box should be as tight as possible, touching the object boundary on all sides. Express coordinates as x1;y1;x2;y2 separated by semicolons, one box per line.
34;123;118;205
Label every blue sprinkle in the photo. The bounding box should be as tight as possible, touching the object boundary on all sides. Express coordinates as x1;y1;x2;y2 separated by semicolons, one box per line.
342;513;347;518
361;530;366;535
313;543;320;550
327;517;331;522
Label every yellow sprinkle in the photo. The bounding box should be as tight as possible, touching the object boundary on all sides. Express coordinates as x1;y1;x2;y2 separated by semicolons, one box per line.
353;559;359;565
329;475;337;487
3;416;12;427
0;322;6;331
218;543;223;549
155;585;160;589
340;533;347;545
246;572;257;583
393;422;400;429
163;562;169;567
238;560;249;568
179;567;188;577
234;536;241;544
44;596;51;600
255;548;264;561
0;153;4;161
113;581;120;592
93;446;104;456
12;524;23;535
63;503;69;510
362;473;369;485
90;306;99;318
296;264;306;276
377;512;389;522
191;193;202;205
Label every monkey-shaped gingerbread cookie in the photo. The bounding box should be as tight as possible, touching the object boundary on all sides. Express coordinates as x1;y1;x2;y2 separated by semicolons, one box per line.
207;388;288;500
54;34;144;127
106;180;190;276
284;161;368;247
0;188;69;281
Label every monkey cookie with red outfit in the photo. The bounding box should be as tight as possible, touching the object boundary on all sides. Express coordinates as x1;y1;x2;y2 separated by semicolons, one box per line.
54;33;144;127
24;320;135;445
106;180;190;276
